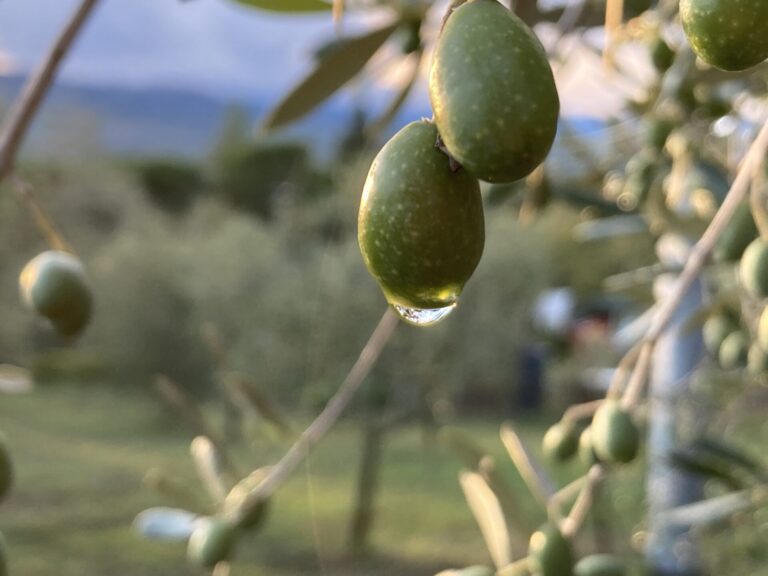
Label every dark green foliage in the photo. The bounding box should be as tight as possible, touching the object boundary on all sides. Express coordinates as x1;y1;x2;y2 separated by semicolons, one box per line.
135;159;205;215
216;142;317;219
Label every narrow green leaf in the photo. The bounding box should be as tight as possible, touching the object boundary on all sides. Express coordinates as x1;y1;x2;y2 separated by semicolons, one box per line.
459;471;513;570
230;0;331;13
670;449;744;490
693;437;766;480
261;19;402;132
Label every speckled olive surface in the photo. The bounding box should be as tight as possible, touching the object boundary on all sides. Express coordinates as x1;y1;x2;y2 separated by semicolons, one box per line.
358;120;485;310
429;0;559;183
681;0;768;71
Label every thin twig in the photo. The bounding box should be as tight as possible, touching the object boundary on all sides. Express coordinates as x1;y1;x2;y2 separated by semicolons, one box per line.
561;400;603;425
0;0;100;184
11;176;74;253
232;309;399;523
500;423;557;507
560;464;605;538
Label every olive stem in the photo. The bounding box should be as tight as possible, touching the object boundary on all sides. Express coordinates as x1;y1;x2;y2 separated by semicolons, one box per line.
500;423;557;507
560;464;605;538
0;0;101;185
496;557;530;576
561;400;603;426
10;176;75;254
749;159;768;240
232;309;399;524
547;475;586;525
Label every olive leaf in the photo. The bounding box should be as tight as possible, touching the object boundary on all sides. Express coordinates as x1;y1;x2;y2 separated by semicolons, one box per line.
658;490;756;529
692;437;766;481
669;448;744;490
459;471;513;570
230;0;331;13
261;19;402;132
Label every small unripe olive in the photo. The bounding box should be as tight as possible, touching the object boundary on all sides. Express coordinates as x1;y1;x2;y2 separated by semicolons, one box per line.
718;331;749;370
578;427;599;468
747;343;768;375
740;238;768;299
591;401;639;465
574;554;626;576
542;422;579;462
528;523;574;576
702;312;739;357
19;251;92;337
223;468;270;531
187;517;238;568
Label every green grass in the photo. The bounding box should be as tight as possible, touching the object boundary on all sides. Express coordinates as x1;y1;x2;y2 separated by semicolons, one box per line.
0;384;763;575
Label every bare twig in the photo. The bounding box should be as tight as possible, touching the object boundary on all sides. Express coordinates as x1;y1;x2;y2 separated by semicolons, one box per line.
603;0;624;66
500;423;557;507
561;464;605;537
10;176;74;253
232;309;399;523
561;400;603;425
154;375;241;479
0;0;100;184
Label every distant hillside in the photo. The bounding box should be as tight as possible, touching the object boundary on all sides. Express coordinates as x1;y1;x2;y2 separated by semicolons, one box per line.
0;75;623;172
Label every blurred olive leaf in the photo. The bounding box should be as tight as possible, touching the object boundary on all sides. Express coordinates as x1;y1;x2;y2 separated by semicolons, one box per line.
692;437;766;481
261;19;402;132
659;490;756;529
670;448;744;490
459;471;513;570
231;0;331;13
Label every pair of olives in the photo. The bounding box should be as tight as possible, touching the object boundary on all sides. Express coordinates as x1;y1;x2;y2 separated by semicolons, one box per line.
358;0;559;325
544;401;640;467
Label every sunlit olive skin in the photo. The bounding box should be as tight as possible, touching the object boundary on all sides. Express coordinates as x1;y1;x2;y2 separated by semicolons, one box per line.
430;0;559;183
358;120;485;310
718;331;749;370
19;251;92;337
187;517;238;568
681;0;768;71
528;523;574;576
575;554;626;576
542;423;579;462
591;401;639;465
0;434;13;504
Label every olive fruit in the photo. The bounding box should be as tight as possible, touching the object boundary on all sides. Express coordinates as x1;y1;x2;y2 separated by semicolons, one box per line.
758;307;768;350
702;312;739;357
429;0;559;183
747;343;768;374
650;37;675;73
358;120;485;318
19;251;92;337
0;434;13;504
187;517;238;568
574;554;625;576
713;202;757;262
680;0;768;71
542;422;579;462
718;331;749;370
578;427;599;467
591;401;639;464
223;468;270;531
528;523;574;576
740;237;768;299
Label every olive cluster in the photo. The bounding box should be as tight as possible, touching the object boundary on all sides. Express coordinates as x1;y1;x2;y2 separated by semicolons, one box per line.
358;0;559;326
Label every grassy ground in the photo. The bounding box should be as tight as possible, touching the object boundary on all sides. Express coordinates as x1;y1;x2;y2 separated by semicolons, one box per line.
0;382;763;575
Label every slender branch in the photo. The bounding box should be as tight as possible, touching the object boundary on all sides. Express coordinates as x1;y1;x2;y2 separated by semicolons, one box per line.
561;399;603;425
232;309;399;523
561;464;605;537
11;176;74;253
0;0;100;184
500;423;557;506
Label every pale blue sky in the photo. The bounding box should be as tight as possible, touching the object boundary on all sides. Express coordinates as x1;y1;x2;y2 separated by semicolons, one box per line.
0;0;372;99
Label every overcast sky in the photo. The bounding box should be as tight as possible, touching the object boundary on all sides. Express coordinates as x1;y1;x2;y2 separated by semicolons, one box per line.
0;0;356;99
0;0;638;117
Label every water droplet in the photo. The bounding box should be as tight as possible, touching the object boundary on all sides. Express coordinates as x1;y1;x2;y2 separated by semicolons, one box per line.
392;303;456;326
